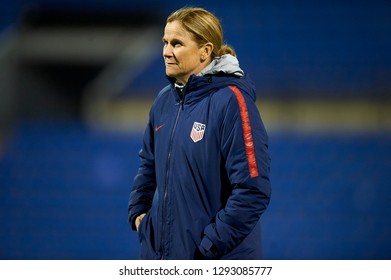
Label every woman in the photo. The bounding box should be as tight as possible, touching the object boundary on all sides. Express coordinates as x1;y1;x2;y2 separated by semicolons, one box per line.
128;7;271;260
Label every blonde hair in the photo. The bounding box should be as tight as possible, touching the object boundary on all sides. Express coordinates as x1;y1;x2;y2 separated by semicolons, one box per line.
167;7;236;58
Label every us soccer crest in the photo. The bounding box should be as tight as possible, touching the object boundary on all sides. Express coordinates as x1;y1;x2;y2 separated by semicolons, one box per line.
190;122;206;143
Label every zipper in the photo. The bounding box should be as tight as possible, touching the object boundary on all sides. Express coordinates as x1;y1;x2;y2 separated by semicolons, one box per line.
160;99;183;259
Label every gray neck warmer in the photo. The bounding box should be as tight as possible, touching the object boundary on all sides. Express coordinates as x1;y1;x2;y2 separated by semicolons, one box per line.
197;54;244;77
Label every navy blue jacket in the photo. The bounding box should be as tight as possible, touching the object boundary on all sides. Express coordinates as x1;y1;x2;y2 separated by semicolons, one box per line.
128;72;271;259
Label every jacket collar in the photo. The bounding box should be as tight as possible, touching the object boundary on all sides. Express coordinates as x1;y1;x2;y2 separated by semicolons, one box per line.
166;55;254;103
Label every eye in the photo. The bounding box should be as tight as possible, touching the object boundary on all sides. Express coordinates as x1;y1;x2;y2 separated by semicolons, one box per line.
162;39;183;48
171;39;183;48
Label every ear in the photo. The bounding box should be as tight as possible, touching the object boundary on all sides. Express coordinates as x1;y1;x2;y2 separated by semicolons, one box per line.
200;42;214;61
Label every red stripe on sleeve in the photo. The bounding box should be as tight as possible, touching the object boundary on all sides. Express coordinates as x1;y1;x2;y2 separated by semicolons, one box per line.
228;86;259;178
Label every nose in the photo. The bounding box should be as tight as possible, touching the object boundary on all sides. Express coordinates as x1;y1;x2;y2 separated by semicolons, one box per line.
163;44;173;58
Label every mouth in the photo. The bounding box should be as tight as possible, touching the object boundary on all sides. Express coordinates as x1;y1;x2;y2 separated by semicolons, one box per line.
165;59;177;65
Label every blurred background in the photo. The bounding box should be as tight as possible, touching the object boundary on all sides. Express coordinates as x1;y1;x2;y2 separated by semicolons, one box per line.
0;0;390;260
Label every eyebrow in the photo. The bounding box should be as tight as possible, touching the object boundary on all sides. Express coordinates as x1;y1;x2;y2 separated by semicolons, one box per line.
162;37;184;45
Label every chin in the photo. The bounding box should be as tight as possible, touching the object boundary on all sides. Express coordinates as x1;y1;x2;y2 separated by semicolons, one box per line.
165;69;174;75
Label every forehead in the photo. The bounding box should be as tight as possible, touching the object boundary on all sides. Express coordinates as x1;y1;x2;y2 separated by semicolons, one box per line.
163;21;194;41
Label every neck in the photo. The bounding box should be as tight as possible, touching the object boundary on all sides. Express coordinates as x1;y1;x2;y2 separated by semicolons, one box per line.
176;59;213;85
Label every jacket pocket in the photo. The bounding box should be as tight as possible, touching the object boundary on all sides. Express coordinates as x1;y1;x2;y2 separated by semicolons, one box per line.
137;212;149;242
137;211;157;259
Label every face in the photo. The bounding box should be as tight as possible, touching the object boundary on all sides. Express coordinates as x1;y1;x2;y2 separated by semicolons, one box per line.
163;21;211;84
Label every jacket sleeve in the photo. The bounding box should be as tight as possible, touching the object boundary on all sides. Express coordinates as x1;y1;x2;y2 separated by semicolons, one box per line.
128;118;156;231
199;86;272;258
